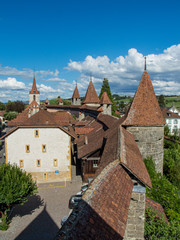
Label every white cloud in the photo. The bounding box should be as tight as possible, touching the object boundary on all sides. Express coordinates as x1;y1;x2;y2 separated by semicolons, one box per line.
0;77;25;89
46;77;66;82
67;44;180;95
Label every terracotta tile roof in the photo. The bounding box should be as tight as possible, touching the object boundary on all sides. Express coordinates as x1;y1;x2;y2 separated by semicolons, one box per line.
146;198;168;223
72;85;80;99
75;127;94;135
115;110;123;115
29;76;40;94
22;110;74;127
80;104;99;111
123;71;165;126
161;108;180;119
55;161;133;240
83;80;100;104
120;126;152;188
99;91;112;105
97;106;103;111
98;114;119;129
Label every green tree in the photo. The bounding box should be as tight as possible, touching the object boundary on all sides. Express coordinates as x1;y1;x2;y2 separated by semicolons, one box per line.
99;78;116;114
4;111;18;121
164;125;170;136
158;95;166;107
0;164;37;230
0;102;5;111
145;206;180;239
144;157;180;222
6;101;25;113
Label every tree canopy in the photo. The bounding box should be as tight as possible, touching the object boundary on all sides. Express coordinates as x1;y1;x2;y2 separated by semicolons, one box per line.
0;164;37;230
6;101;25;113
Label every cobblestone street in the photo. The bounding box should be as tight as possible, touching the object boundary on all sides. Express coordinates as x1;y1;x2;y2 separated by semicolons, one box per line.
0;181;82;240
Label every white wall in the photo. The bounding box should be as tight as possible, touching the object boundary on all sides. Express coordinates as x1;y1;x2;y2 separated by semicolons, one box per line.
6;127;71;173
29;94;40;105
166;118;180;134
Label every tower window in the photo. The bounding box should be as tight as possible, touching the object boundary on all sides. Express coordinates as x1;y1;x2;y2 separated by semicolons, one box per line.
43;173;47;180
42;144;46;153
33;95;36;101
26;145;30;153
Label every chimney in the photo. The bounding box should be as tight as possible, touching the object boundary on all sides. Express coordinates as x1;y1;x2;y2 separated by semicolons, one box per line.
85;136;88;145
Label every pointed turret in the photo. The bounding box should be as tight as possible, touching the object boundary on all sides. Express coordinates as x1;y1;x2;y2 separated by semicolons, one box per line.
99;92;112;115
83;80;100;107
29;76;40;105
58;96;63;105
72;85;81;105
123;71;165;126
123;61;165;174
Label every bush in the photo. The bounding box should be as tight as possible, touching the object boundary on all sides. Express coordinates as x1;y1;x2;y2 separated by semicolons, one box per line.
4;111;18;121
144;157;180;222
145;206;180;239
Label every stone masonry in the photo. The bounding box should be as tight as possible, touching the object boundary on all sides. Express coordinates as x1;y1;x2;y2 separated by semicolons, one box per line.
126;126;164;174
124;185;146;240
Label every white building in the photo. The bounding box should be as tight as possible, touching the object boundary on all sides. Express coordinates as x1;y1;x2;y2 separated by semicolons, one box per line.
162;108;180;134
3;110;75;182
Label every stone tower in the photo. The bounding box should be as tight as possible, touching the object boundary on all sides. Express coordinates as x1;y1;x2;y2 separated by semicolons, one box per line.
72;85;81;105
29;76;40;105
123;66;165;174
83;80;100;107
99;91;112;115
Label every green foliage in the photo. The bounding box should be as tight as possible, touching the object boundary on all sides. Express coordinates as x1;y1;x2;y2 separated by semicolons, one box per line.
4;111;18;121
0;102;5;111
63;100;71;105
49;99;59;105
158;95;166;107
164;125;170;137
144;157;180;222
145;206;180;239
6;101;25;113
164;145;180;189
0;164;37;228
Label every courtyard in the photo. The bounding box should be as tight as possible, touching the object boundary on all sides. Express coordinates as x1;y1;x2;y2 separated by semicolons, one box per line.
0;180;82;240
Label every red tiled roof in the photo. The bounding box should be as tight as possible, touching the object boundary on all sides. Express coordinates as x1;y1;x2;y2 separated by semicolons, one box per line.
29;76;40;94
98;114;119;129
0;111;5;117
83;80;99;104
72;85;80;99
56;161;133;240
123;71;165;126
146;198;168;223
120;126;152;188
99;91;112;105
75;127;94;135
22;110;74;127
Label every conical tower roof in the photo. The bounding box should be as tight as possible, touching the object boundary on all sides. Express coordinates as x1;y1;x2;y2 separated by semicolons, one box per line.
72;85;80;99
99;91;112;105
123;71;165;126
83;80;99;104
30;76;40;94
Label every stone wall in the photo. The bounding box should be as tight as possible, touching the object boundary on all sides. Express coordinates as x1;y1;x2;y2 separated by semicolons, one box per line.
126;126;164;174
72;98;81;105
124;185;146;240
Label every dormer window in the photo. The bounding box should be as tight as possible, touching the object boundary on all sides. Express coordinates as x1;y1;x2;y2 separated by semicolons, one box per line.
33;90;35;94
167;113;171;117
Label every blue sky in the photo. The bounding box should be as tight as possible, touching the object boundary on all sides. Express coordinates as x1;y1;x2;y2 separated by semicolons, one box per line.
0;0;180;102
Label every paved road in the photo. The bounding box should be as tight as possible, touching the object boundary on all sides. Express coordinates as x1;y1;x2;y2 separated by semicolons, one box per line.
0;181;82;240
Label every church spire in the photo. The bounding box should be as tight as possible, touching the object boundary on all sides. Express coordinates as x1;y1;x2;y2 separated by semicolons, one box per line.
30;75;40;94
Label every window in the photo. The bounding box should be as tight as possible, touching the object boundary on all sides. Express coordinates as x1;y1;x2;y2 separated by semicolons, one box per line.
169;119;172;124
36;159;41;167
33;94;36;100
174;119;178;124
19;160;24;168
42;145;46;153
34;130;39;138
53;159;58;167
26;145;30;153
93;160;99;168
43;173;47;180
